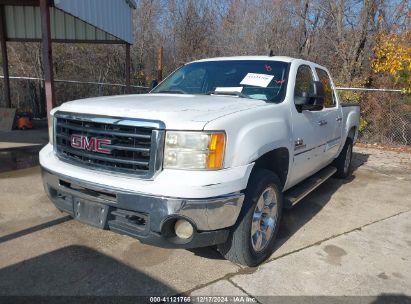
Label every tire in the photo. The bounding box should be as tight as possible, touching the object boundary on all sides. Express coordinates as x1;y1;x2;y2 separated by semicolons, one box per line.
333;138;353;179
218;169;283;266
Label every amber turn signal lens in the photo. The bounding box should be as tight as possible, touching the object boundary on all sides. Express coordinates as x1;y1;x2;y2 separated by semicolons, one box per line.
207;132;225;169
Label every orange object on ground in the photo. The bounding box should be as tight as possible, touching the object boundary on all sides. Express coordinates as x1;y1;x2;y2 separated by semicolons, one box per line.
16;117;33;130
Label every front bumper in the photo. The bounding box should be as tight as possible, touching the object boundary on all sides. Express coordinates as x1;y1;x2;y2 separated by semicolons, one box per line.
41;168;244;248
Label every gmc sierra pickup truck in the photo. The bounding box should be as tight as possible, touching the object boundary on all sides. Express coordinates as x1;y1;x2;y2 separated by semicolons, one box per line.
40;56;360;266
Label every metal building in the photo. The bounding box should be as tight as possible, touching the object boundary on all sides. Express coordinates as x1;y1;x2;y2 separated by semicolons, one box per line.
0;0;136;116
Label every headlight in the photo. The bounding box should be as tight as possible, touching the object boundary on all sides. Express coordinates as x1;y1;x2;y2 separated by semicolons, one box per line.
164;131;225;170
48;112;54;145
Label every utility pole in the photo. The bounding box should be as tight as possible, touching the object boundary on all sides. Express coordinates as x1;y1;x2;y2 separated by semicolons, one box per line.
157;46;163;81
125;43;131;94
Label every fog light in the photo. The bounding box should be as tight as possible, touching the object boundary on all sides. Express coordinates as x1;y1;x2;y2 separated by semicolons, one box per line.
174;219;194;239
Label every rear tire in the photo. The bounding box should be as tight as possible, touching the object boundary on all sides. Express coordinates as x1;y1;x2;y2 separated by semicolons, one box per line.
334;138;353;179
218;169;282;266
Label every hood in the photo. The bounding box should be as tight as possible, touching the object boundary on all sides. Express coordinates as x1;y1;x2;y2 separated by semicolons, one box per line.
58;93;267;130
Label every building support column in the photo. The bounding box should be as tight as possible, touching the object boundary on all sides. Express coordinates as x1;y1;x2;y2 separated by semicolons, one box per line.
39;0;56;117
125;43;131;94
0;5;11;108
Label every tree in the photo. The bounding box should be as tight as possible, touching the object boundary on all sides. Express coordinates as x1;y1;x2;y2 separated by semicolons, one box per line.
372;30;411;89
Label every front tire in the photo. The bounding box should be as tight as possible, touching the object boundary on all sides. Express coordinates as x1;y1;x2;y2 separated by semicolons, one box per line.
218;169;282;266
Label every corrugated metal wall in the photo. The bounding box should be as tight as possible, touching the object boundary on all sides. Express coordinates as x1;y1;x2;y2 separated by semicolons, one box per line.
54;0;134;44
4;0;135;44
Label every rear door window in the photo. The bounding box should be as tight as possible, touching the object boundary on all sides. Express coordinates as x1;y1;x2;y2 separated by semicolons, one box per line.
315;68;335;108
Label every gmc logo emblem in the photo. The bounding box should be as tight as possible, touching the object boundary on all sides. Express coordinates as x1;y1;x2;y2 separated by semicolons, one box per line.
70;134;112;154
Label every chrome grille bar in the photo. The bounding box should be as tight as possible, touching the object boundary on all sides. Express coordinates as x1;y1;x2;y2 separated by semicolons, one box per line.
56;122;152;139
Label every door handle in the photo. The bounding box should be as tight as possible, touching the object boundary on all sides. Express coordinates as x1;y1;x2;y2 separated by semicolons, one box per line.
336;117;342;122
318;120;327;126
295;138;304;146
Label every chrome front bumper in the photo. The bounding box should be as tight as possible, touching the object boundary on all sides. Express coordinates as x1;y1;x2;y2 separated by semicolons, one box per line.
41;168;244;248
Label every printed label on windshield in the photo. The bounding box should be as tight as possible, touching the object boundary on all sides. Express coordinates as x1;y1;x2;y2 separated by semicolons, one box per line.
240;73;274;88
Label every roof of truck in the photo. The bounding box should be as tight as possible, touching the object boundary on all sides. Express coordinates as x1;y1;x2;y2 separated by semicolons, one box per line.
191;56;297;63
190;56;330;72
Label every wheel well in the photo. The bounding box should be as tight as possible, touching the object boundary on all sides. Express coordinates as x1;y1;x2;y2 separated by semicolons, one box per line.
253;148;289;189
347;126;356;140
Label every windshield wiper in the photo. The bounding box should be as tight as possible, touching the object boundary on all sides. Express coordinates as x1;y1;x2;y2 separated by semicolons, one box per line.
156;89;187;94
206;91;249;98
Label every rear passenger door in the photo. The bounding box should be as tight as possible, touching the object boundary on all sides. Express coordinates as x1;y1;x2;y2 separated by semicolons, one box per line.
315;68;343;164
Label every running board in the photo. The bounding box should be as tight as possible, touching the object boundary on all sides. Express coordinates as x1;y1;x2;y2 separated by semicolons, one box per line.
283;166;337;208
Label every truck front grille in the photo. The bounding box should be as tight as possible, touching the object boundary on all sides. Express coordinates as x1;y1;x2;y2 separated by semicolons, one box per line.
54;112;164;178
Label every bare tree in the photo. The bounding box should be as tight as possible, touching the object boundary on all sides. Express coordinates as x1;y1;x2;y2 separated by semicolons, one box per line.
313;0;381;82
133;0;163;83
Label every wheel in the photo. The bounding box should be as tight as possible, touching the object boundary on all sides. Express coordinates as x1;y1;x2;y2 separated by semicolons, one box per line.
334;138;353;179
218;169;282;266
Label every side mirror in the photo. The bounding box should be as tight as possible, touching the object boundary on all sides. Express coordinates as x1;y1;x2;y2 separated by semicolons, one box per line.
151;79;158;89
295;81;325;112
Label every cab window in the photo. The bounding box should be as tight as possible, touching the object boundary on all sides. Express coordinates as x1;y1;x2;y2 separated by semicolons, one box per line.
315;68;335;108
294;65;313;99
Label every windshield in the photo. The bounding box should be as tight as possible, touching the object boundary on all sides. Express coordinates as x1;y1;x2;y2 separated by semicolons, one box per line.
151;60;290;103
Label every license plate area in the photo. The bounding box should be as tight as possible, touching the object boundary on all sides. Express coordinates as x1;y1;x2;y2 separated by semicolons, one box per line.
73;198;109;229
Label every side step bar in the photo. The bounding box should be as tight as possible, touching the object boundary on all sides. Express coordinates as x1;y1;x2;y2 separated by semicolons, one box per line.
283;166;337;208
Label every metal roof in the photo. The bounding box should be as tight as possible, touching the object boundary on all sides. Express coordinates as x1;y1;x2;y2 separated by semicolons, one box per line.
54;0;135;44
3;0;135;44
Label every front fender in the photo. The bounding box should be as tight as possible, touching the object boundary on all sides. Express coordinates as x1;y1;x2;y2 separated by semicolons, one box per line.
230;117;291;166
203;104;293;168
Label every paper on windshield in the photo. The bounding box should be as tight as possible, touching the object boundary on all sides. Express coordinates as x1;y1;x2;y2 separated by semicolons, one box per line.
215;87;243;93
240;73;274;88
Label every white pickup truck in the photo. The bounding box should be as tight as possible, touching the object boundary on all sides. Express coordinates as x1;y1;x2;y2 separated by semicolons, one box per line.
40;56;360;266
